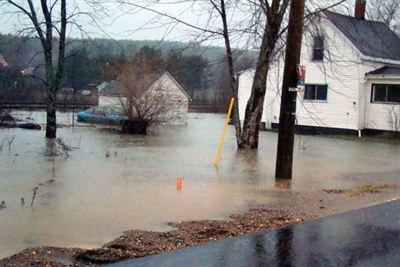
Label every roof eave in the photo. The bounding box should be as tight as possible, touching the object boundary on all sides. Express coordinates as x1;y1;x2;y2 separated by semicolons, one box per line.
365;74;400;79
360;55;400;65
98;93;125;97
163;71;192;101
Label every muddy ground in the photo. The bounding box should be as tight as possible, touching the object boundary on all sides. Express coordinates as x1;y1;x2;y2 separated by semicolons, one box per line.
1;209;312;267
1;184;399;267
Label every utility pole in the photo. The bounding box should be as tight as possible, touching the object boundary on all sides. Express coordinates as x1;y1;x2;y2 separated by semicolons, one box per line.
275;0;306;179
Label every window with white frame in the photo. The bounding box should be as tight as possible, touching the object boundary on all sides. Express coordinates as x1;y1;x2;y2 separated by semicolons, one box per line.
304;84;328;101
372;84;400;104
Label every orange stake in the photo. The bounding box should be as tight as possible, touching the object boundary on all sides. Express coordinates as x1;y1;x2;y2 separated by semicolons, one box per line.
176;176;183;190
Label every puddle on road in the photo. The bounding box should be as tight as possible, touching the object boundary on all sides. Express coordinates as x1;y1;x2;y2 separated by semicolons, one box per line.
0;112;399;257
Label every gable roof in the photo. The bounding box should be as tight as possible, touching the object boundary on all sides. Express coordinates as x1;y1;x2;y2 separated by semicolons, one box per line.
323;11;400;61
98;71;191;100
98;80;123;96
99;72;162;97
366;66;400;76
96;81;109;92
163;71;192;100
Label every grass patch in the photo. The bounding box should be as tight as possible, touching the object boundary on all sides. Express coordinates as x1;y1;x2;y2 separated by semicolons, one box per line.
322;184;399;197
347;184;400;197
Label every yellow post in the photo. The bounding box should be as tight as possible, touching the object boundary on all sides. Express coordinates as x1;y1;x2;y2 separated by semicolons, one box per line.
214;97;235;168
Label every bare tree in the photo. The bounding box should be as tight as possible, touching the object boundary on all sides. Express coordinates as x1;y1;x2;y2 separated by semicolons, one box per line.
239;0;290;148
116;0;349;149
115;57;174;130
206;0;245;147
173;0;289;149
0;1;108;138
368;0;400;35
1;0;68;138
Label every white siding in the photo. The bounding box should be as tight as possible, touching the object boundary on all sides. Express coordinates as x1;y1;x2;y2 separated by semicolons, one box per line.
296;17;362;130
358;60;386;129
265;61;284;127
98;73;189;125
99;96;124;107
238;15;398;131
365;77;400;130
238;69;273;125
154;73;189;125
238;70;256;121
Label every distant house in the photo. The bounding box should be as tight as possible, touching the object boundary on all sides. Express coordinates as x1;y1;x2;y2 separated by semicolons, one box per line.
0;54;8;67
238;0;400;134
98;71;191;125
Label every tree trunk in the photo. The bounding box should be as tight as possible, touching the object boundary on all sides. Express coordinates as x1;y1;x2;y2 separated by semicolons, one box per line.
46;89;57;138
275;0;306;179
4;0;67;139
240;20;281;149
45;0;66;138
214;0;288;149
219;0;243;147
240;85;267;149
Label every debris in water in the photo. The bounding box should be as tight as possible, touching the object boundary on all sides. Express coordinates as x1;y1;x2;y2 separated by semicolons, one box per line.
31;186;39;206
322;189;347;194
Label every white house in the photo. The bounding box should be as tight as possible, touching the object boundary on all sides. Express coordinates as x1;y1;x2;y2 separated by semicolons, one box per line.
98;71;191;125
238;0;400;134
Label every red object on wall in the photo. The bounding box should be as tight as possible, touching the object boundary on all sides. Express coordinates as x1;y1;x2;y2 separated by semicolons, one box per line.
298;65;306;87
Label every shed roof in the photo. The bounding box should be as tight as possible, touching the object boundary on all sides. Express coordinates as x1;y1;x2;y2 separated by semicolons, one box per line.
324;11;400;61
98;71;191;100
98;73;162;97
366;66;400;76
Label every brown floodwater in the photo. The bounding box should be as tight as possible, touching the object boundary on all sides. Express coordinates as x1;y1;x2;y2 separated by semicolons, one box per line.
0;112;399;258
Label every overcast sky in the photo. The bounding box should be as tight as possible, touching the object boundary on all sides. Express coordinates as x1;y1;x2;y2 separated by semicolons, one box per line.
0;1;218;41
0;0;354;45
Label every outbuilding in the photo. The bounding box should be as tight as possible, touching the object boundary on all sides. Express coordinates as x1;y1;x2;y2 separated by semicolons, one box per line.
98;71;191;125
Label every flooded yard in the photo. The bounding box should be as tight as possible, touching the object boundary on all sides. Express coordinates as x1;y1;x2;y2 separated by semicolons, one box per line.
1;112;400;258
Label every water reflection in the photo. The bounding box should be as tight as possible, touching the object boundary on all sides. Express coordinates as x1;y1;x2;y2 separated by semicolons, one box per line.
275;179;292;190
120;201;400;267
276;227;293;267
230;150;265;185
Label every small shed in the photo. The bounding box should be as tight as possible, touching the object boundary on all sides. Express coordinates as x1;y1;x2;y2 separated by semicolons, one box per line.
98;71;191;125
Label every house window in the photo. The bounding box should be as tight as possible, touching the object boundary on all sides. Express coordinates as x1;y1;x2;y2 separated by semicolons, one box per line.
372;84;400;103
312;35;324;61
304;84;328;101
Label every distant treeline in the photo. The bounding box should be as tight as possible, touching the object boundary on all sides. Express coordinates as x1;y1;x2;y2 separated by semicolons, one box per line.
0;33;256;110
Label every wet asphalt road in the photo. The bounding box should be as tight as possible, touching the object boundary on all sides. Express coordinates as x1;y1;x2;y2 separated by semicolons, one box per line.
109;200;400;267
